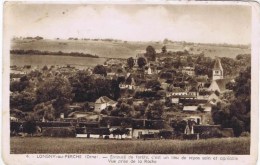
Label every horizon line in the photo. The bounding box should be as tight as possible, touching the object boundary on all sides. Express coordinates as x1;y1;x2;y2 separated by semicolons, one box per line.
12;36;251;47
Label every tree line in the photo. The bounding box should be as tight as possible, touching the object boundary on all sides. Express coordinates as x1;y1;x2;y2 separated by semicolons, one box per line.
10;49;99;58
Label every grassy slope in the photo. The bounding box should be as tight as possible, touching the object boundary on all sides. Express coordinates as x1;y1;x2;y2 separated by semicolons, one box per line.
11;39;250;59
10;137;250;154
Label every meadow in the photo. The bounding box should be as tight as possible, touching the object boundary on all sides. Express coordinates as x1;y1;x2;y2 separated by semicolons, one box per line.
10;137;250;154
11;39;250;59
10;54;106;68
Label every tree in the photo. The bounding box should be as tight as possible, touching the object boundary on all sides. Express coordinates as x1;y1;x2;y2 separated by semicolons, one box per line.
147;101;163;119
111;121;130;139
69;71;114;102
22;120;37;135
118;103;133;117
10;76;30;92
161;46;167;54
33;102;55;121
187;56;193;66
226;81;235;90
10;91;36;112
42;65;48;71
173;56;182;69
93;65;107;76
137;57;147;68
163;38;169;44
145;79;161;91
211;67;251;136
36;77;72;117
145;45;156;61
172;120;187;135
111;79;120;100
111;128;130;139
127;57;135;69
230;67;251;133
231;116;244;137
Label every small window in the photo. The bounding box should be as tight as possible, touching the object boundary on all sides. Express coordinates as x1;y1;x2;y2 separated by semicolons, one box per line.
215;71;219;74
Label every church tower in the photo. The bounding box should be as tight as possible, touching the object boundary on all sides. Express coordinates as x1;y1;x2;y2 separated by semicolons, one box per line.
212;57;223;81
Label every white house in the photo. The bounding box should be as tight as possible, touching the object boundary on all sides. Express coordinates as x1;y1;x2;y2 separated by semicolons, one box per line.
168;87;188;96
183;106;198;112
94;96;117;113
182;66;195;76
132;129;160;139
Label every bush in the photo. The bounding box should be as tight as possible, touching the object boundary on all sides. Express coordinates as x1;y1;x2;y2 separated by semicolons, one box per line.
42;127;76;137
199;128;223;139
183;134;198;140
240;132;250;137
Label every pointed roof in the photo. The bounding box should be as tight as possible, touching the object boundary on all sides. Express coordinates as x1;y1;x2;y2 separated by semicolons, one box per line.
95;96;116;105
189;86;198;92
213;58;223;71
215;78;232;92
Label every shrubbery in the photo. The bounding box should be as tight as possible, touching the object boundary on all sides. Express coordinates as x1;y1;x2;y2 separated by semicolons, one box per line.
42;127;76;137
240;132;250;137
199;128;223;139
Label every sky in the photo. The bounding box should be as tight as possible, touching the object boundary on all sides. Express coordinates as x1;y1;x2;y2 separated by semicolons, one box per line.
5;3;251;44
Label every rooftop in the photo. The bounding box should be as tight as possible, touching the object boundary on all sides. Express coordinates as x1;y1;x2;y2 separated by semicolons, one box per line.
213;58;223;71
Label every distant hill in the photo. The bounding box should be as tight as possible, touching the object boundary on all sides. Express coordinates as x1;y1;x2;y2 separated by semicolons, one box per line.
11;39;251;59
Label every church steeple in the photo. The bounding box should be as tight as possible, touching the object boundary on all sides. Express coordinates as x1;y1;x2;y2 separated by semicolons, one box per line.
212;57;223;81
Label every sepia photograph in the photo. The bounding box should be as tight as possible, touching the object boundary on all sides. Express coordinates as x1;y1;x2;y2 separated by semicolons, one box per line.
2;1;259;164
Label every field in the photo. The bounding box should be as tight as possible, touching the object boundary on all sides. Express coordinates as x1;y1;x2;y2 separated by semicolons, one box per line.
10;137;250;154
10;54;106;68
11;39;250;59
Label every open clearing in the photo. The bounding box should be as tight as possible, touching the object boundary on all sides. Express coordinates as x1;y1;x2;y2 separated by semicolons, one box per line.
10;137;250;154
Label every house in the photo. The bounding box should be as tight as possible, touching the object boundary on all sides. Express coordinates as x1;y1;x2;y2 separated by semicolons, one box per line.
132;119;164;139
133;99;144;106
188;87;198;97
67;104;83;111
76;128;110;138
10;116;19;122
156;66;163;74
183;106;198;112
107;72;118;79
94;96;117;113
182;66;195;76
10;73;25;82
99;116;133;139
67;111;99;121
196;75;209;91
167;86;188;96
147;67;152;75
132;128;160;139
119;73;136;90
170;95;196;104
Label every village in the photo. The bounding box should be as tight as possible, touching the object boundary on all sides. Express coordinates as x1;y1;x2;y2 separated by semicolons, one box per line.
10;44;250;140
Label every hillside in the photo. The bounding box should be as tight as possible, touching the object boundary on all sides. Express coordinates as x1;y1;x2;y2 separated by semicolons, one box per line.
11;39;250;59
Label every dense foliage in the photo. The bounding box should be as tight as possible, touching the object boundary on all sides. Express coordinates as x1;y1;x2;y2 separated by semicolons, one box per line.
211;67;251;136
